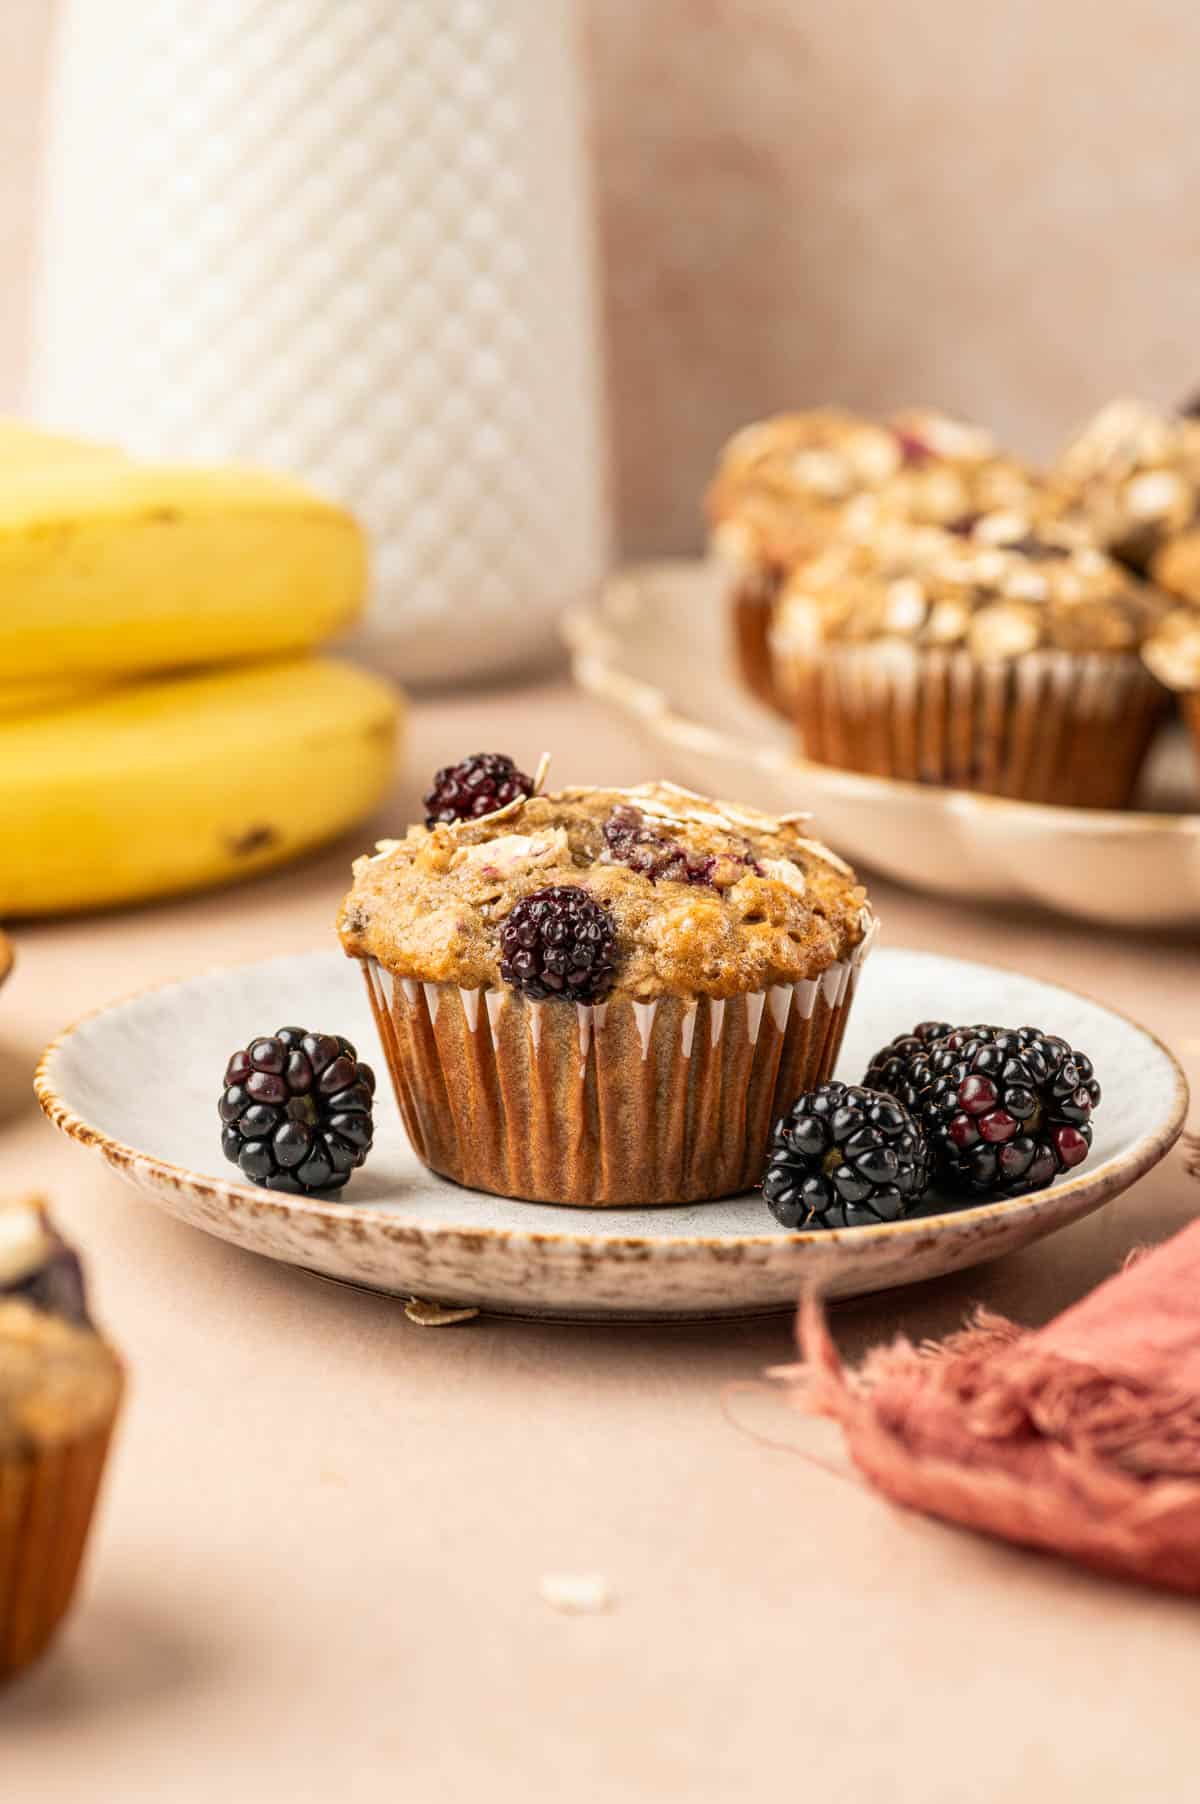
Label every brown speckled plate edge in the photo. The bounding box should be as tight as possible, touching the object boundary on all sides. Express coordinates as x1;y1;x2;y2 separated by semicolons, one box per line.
31;951;1190;1321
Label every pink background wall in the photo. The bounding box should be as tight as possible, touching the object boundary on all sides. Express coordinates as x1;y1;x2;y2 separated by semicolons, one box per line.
5;0;1200;554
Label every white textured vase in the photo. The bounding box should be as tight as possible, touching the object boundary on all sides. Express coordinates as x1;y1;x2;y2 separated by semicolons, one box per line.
29;0;610;685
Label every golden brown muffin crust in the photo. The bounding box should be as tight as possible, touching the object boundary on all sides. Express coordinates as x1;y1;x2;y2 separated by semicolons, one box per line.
708;406;1040;573
774;516;1168;661
0;1300;122;1456
339;783;870;1000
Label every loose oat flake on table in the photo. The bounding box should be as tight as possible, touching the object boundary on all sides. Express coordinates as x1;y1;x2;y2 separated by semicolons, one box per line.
779;1216;1200;1595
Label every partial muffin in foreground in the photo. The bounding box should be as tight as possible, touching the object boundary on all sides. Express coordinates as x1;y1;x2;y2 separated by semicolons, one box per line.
338;782;875;1206
770;517;1170;808
707;406;1038;708
1;1197;123;1681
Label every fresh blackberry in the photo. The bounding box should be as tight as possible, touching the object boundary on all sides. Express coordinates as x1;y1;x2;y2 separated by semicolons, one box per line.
762;1082;929;1230
602;803;758;888
603;804;717;886
499;885;617;1004
863;1020;956;1112
424;752;533;827
914;1024;1099;1199
219;1027;376;1197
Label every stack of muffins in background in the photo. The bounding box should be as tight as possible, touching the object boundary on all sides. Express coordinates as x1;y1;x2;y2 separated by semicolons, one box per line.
707;400;1200;808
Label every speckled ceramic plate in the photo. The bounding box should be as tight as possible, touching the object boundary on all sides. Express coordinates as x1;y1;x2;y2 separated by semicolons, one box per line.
34;948;1187;1321
564;561;1200;928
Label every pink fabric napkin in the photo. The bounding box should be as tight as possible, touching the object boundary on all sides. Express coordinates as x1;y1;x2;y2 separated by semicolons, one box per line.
786;1214;1200;1594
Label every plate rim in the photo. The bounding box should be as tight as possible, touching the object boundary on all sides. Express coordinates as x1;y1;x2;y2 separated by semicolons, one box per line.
564;559;1200;840
34;946;1190;1257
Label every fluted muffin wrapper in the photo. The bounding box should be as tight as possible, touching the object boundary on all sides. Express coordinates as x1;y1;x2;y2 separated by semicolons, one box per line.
1180;693;1200;783
359;925;876;1207
772;641;1168;808
0;1397;121;1680
731;571;784;710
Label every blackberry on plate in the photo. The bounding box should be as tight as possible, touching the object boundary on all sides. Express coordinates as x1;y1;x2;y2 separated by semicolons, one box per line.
219;1027;376;1197
499;885;616;1005
762;1082;929;1230
914;1024;1099;1200
424;752;533;827
863;1020;956;1111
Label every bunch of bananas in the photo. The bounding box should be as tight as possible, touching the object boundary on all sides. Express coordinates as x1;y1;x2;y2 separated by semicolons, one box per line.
0;423;401;914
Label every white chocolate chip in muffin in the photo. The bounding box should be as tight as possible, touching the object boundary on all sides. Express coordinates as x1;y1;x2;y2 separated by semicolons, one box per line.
883;578;927;634
1142;610;1200;691
1125;467;1190;522
967;602;1042;661
788;448;854;497
1003;564;1049;603
710;516;759;574
757;857;808;897
926;597;971;644
973;509;1032;545
845;434;903;485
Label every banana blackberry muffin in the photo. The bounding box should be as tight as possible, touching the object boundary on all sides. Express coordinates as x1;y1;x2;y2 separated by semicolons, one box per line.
1;1197;123;1681
1049;398;1200;571
1142;605;1200;775
339;779;875;1205
771;517;1170;807
707;407;1038;708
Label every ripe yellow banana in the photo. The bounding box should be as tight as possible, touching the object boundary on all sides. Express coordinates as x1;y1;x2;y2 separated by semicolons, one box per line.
0;419;126;467
0;458;367;681
0;657;400;915
0;674;111;718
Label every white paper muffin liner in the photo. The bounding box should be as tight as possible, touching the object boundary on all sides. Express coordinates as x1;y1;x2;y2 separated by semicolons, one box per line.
358;920;877;1206
772;641;1168;807
0;1383;121;1680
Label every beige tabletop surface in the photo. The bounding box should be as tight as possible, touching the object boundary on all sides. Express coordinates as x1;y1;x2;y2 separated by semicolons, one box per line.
1;673;1198;1802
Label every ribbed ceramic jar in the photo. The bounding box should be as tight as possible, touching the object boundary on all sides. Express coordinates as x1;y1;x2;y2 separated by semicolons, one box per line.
30;0;610;685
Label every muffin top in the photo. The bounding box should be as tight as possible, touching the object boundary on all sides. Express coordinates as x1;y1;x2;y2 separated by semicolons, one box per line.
708;406;1038;573
338;782;871;1000
1049;398;1200;562
1141;604;1200;693
772;515;1167;661
0;1198;118;1456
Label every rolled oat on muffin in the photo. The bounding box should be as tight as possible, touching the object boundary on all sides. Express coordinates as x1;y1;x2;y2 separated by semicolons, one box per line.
770;517;1171;808
1;1197;123;1682
338;781;875;1206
